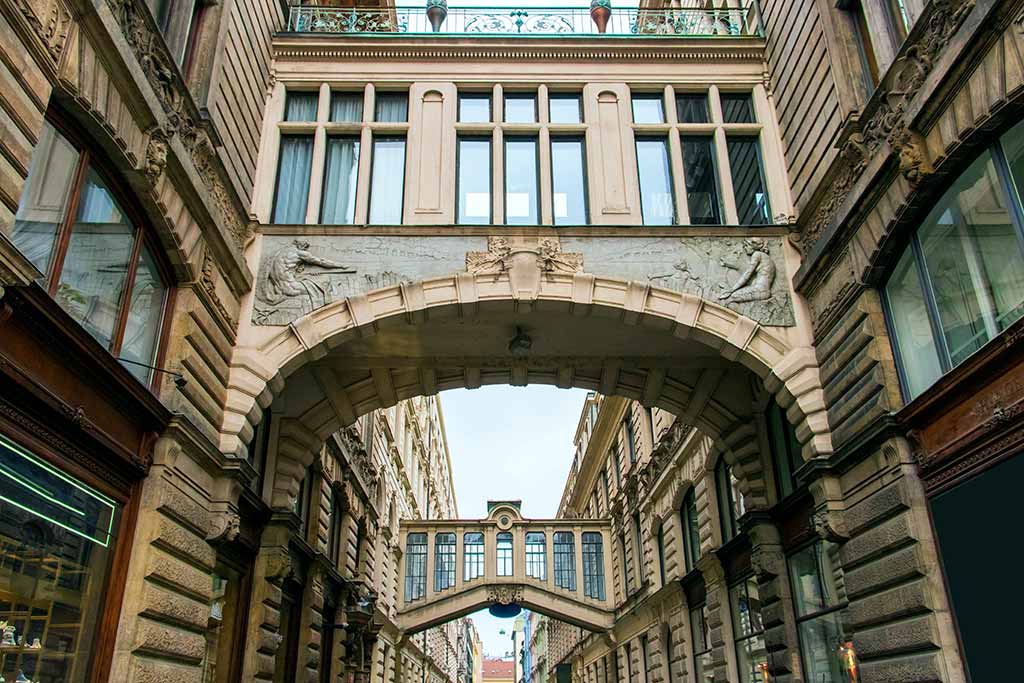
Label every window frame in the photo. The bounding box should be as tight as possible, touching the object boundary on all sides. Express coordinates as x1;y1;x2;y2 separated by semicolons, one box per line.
434;532;457;592
582;531;605;600
404;532;428;602
458;92;493;123
496;531;514;577
368;135;408;224
548;93;583;124
728;575;767;683
716;458;744;543
681;488;700;572
787;540;855;682
525;531;547;580
553;531;576;590
549;135;590;226
503;135;541;225
16;114;174;391
689;603;712;681
464;531;485;582
634;135;677;226
456;135;493;225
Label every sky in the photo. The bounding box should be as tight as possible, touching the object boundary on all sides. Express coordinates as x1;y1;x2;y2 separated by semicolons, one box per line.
439;385;590;658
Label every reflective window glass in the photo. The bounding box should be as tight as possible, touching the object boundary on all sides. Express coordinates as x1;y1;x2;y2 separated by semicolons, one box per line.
285;91;318;121
526;532;546;580
273;135;313;223
464;532;485;581
321;137;360;224
721;93;755;123
375;93;408;122
457;138;492;224
554;532;577;591
730;578;767;683
504;138;539;225
459;95;491;123
885;247;944;398
404;533;427;601
496;532;514;576
636;138;674;225
549;95;582;124
676;94;710;124
434;533;456;591
582;532;604;600
632;95;665;124
120;245;167;384
330;92;363;123
369;137;406;223
728;137;771;225
682;137;721;225
551;138;588;225
504;94;537;123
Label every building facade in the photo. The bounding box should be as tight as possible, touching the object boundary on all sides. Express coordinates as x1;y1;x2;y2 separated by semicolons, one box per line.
0;0;1021;681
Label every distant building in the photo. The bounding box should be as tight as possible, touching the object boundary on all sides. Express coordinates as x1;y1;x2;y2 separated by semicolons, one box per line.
511;614;527;683
482;657;515;683
528;612;549;683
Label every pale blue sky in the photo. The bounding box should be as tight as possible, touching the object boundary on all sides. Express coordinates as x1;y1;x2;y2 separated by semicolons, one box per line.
439;385;589;657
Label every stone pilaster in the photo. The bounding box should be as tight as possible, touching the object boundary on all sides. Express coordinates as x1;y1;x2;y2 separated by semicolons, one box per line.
745;515;800;682
241;525;294;681
695;555;728;683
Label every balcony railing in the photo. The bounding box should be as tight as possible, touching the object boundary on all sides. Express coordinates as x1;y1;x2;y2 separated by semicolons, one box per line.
286;4;764;38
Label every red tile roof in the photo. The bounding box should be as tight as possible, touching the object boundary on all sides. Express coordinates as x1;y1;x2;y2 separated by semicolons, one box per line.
482;659;515;680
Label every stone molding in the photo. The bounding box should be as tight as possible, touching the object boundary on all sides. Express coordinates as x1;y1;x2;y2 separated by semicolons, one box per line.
8;0;74;76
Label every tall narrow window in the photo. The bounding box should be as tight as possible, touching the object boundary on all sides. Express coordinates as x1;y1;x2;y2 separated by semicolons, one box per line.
619;532;633;594
434;532;456;591
730;577;767;683
457;137;492;224
497;531;514;576
640;636;650;683
716;459;745;543
554;532;576;590
369;137;406;224
789;542;856;682
727;137;771;225
690;605;713;683
464;532;485;581
633;512;644;587
375;93;408;122
624;416;637;464
320;137;359;224
636;138;674;225
766;402;801;500
505;138;539;225
612;445;622;487
404;533;427;601
551;138;588;225
851;1;881;89
273;134;313;224
681;489;700;572
656;525;666;586
582;532;605;600
682;137;721;225
526;532;547;580
601;468;612;512
661;625;674;683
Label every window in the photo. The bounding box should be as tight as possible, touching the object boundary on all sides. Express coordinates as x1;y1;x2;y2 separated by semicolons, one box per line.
404;533;427;601
885;0;911;41
661;625;674;683
582;532;605;599
633;512;644;584
690;605;714;683
656;525;667;586
13;120;170;387
720;93;755;123
676;94;709;124
505;138;540;225
459;94;491;123
464;532;485;581
681;137;721;225
551;138;588;225
549;94;582;124
640;636;650;683
554;532;576;590
632;95;665;124
619;532;632;594
850;1;881;89
766;402;801;500
789;542;856;682
716;459;745;543
883;124;1024;400
369;137;406;223
328;487;344;565
612;445;622;487
434;532;456;591
526;531;547;580
375;93;408;122
636;138;675;225
497;531;514;576
730;577;767;683
273;134;313;223
681;489;700;572
320;136;360;224
624;641;633;683
504;93;537;123
624;416;637;464
457;137;492;224
330;92;363;122
601;468;612;512
727;137;771;225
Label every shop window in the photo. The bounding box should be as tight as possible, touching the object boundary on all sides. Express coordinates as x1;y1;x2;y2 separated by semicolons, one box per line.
434;532;456;591
549;94;582;124
525;532;547;580
0;435;122;682
766;402;801;500
631;95;665;124
457;137;492;225
551;137;588;225
689;604;714;683
727;137;771;225
496;532;514;576
582;532;606;600
464;532;484;581
504;138;540;225
636;137;675;225
12;119;171;388
504;93;537;124
883;124;1024;401
554;532;576;590
404;533;427;601
681;488;700;572
716;459;745;543
788;541;857;682
368;137;407;224
458;93;491;123
202;558;253;683
729;577;767;683
681;137;721;225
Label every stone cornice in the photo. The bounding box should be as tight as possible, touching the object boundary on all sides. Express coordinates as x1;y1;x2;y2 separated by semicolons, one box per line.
272;34;765;63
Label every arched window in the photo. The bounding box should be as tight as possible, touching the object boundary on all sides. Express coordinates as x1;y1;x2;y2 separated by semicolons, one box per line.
716;459;745;543
553;532;576;590
404;533;427;601
681;489;700;572
582;532;605;600
464;532;484;581
525;532;546;580
434;532;456;591
13;119;171;387
496;532;513;576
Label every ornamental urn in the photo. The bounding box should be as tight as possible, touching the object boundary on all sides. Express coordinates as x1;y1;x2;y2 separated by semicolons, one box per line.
590;0;612;34
426;0;448;32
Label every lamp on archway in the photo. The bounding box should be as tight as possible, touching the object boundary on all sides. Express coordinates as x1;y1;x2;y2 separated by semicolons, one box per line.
488;603;522;619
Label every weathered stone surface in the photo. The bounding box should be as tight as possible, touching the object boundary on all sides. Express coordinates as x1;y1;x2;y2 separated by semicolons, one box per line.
845;480;909;536
853;615;940;659
857;652;946;683
152;514;216;570
847;579;931;630
130;656;204;683
141;582;209;630
842;512;915;568
146;550;213;600
134;618;206;662
844;545;924;599
157;484;210;536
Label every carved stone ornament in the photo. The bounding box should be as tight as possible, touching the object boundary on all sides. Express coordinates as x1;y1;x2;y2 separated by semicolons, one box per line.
144;127;170;183
466;236;583;300
15;0;72;65
200;249;236;326
207;512;241;544
264;547;294;583
749;546;784;580
487;585;524;605
811;510;849;544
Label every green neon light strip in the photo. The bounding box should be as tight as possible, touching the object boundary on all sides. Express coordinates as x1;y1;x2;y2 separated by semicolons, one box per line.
0;460;86;518
0;435;117;547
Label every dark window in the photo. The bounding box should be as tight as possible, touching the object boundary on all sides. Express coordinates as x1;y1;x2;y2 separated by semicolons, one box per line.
551;137;589;225
464;532;485;581
404;533;427;601
434;532;456;591
549;94;583;124
716;459;745;543
285;91;318;121
631;95;665;124
320;137;360;224
497;531;514;576
273;134;313;223
368;137;406;223
457;137;492;224
885;0;910;41
375;93;408;122
554;532;577;590
727;137;771;225
676;94;710;124
766;402;801;500
328;487;344;565
330;92;363;122
656;525;667;585
612;445;623;488
624;416;638;464
636;138;675;225
504;137;540;225
601;468;612;512
690;604;713;683
788;542;855;682
459;94;491;123
662;625;674;683
633;512;644;584
730;577;767;683
526;531;547;580
681;136;721;225
681;489;700;571
619;532;633;594
720;93;755;123
504;93;537;123
850;1;881;89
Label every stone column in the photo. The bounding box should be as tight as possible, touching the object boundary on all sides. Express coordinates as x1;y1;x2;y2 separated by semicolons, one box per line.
695;555;728;683
745;514;800;681
241;524;295;681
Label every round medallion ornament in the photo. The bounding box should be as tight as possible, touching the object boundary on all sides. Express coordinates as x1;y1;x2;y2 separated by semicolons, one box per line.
497;514;513;530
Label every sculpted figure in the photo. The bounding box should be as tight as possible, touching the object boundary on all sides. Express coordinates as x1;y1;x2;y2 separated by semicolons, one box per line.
258;239;355;306
718;238;775;303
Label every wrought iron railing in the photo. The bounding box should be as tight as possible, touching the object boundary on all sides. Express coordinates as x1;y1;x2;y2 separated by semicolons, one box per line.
286;4;764;37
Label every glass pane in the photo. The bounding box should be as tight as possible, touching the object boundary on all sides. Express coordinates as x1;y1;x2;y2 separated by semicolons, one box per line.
526;531;546;580
496;532;513;576
375;93;408;122
457;138;491;224
57;168;134;349
12;122;80;276
272;135;313;223
552;138;588;225
285;91;318;121
549;95;582;124
632;96;665;124
464;532;485;581
504;138;539;225
788;541;846;617
736;633;768;683
120;246;166;384
434;533;456;591
504;95;537;123
676;94;710;124
330;92;363;122
721;94;755;123
321;137;360;225
728;137;771;225
369;138;406;223
917;150;1024;367
203;563;247;683
0;435;121;683
730;578;764;638
885;246;944;399
459;95;491;123
682;137;721;225
405;533;427;601
636;138;674;225
797;612;858;683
